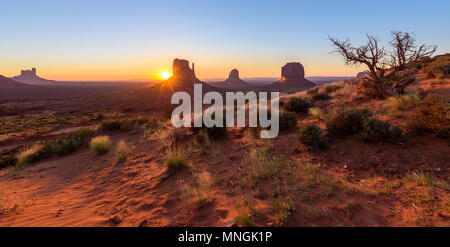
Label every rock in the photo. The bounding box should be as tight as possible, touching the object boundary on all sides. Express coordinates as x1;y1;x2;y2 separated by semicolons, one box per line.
356;72;368;78
215;69;249;88
108;215;122;225
224;220;235;227
172;58;196;80
229;69;239;80
281;62;305;80
138;220;148;227
10;68;55;85
272;62;315;89
161;173;169;180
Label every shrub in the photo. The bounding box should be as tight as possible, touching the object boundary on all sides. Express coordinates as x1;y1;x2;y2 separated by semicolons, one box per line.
279;111;297;131
13;128;95;170
47;128;95;156
326;108;372;136
312;92;330;101
101;117;147;132
424;54;450;79
385;93;421;110
407;95;450;136
361;117;402;142
116;140;132;160
165;146;188;173
298;124;326;148
89;136;111;154
308;107;323;120
283;97;311;113
16;145;43;168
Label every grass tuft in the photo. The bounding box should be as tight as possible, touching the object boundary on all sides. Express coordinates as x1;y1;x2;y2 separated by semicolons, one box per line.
89;136;111;155
165;146;188;173
115;140;132;160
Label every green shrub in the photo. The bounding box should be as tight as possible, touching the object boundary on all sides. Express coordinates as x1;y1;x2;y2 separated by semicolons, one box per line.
326;108;372;136
165;146;188;173
279;111;297;131
407;95;450;136
312;93;330;101
89;136;111;154
361;117;402;142
298;124;326;148
424;54;450;79
283;97;311;113
101;117;147;132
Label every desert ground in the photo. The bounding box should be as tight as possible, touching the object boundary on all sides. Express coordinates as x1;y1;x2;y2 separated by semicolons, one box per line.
0;63;449;227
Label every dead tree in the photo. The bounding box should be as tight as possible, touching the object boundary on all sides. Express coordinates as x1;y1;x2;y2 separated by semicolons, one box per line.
330;32;437;97
390;31;436;70
389;31;436;94
329;35;391;98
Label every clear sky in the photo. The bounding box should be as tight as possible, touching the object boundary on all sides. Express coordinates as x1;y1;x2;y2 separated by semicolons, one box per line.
1;0;449;81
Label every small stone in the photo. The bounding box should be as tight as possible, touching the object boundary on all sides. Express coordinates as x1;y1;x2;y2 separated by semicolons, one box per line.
139;220;148;227
161;173;169;180
109;215;122;225
225;220;235;227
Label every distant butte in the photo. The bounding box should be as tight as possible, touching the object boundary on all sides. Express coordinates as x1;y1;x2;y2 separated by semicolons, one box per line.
272;62;315;89
10;68;55;86
215;69;250;88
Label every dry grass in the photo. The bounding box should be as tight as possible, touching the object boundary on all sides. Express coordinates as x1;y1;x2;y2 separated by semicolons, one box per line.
15;144;43;168
165;146;188;173
247;147;284;181
179;171;214;208
234;208;257;227
89;136;111;155
330;80;359;104
385;93;420;110
308;107;323;120
115;140;132;161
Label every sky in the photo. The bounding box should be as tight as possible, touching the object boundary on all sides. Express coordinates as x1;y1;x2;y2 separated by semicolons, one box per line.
0;0;449;81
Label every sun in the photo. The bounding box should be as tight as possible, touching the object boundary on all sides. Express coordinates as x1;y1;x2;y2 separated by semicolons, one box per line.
161;71;171;80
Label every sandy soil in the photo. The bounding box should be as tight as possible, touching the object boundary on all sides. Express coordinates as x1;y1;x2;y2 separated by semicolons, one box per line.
0;73;448;227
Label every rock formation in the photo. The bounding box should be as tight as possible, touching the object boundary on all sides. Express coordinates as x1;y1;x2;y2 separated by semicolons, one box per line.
155;58;220;95
272;62;315;89
229;69;239;80
172;59;197;80
11;68;55;85
356;71;368;78
214;69;249;88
